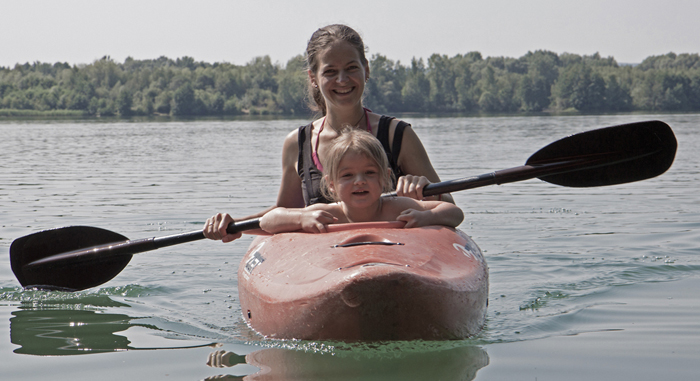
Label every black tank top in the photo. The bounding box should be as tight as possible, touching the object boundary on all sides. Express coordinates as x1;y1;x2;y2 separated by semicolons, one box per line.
297;115;408;206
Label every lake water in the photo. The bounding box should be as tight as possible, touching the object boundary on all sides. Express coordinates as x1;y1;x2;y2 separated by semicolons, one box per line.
1;113;698;380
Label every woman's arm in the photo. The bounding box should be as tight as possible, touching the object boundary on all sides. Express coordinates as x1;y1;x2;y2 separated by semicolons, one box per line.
394;124;455;204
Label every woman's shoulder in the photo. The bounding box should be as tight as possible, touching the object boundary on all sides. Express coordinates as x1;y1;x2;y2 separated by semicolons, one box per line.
283;120;316;146
370;113;413;137
282;123;309;163
282;128;299;152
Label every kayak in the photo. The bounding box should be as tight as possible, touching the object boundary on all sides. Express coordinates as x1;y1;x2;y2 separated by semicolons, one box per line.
238;222;488;341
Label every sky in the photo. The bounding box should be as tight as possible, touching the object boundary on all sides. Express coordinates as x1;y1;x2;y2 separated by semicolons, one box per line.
2;0;699;68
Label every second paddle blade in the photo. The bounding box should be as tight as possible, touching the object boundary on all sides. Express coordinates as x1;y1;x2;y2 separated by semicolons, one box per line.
10;226;133;291
527;120;677;187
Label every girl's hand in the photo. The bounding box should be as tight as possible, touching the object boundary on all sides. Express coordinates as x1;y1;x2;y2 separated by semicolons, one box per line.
396;208;430;228
300;210;338;233
395;175;431;200
204;213;243;243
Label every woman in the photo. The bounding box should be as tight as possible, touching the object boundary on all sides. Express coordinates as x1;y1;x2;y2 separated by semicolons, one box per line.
205;24;452;242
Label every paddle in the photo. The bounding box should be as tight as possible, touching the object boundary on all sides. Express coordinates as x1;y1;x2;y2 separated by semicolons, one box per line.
10;120;676;291
411;119;677;195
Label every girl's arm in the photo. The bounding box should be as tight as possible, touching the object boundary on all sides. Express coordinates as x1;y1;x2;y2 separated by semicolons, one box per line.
393;199;464;228
260;205;339;234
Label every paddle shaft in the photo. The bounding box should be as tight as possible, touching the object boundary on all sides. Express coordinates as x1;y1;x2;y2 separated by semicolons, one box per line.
27;218;261;268
390;155;637;197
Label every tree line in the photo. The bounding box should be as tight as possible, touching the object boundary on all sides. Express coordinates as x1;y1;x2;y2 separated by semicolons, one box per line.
1;51;699;117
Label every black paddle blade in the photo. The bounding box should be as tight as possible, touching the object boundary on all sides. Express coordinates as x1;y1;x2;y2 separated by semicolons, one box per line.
10;226;132;291
527;120;677;187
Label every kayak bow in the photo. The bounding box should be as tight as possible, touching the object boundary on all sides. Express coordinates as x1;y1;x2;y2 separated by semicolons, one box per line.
238;222;488;341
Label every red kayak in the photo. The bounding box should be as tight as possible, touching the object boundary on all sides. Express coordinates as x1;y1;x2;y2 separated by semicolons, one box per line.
238;222;488;341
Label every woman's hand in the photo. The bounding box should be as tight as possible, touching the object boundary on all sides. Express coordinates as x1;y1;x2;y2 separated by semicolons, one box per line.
300;210;338;233
396;175;453;203
203;213;242;243
395;174;431;200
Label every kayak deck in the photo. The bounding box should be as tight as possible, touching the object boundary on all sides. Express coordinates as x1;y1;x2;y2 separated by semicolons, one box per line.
238;222;488;341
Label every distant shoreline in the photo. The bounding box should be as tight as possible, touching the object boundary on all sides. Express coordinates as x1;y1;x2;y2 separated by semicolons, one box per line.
2;52;699;117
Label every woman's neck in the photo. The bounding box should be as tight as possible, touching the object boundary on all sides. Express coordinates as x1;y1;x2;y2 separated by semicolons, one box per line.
324;106;365;132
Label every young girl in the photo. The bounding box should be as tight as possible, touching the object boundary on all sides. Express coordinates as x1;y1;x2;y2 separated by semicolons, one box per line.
260;129;463;234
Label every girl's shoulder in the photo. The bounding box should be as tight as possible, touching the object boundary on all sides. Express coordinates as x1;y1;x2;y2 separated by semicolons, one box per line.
382;196;422;210
308;202;349;222
307;201;343;212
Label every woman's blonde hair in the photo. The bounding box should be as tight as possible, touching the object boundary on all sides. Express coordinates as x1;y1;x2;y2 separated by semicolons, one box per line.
320;128;394;202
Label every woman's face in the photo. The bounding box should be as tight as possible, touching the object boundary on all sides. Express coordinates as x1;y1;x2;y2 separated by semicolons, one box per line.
309;40;369;112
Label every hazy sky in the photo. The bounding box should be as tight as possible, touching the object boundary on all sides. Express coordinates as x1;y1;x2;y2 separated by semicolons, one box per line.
2;0;699;67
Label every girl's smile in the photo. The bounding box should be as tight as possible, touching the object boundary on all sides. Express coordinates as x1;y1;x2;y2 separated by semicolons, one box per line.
328;151;389;221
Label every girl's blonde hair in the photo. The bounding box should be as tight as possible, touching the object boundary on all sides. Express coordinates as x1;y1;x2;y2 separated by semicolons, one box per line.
320;128;394;202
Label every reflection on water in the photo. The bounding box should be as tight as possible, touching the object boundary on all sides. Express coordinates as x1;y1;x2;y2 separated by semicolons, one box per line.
205;342;488;381
10;301;490;380
10;307;215;356
11;308;145;355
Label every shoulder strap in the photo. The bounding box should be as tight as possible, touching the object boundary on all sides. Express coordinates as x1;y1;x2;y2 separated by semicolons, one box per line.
376;116;393;155
376;116;407;181
297;124;316;206
297;124;311;175
298;123;332;206
391;120;408;167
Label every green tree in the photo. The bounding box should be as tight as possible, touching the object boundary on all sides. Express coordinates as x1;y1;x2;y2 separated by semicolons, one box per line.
275;55;307;114
518;51;560;111
604;75;632;111
116;87;133;116
427;53;462;111
454;55;477;111
401;58;430;112
171;82;196;116
552;63;605;111
365;54;404;113
632;71;665;110
245;56;278;92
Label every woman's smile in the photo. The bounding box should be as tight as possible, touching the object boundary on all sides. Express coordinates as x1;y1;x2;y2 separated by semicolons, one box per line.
334;86;355;95
311;40;368;110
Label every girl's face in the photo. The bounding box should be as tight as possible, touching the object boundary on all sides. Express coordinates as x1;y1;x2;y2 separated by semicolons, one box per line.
309;40;369;111
328;151;388;208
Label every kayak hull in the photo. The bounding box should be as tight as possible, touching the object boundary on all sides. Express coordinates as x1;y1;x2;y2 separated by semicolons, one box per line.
238;222;488;341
